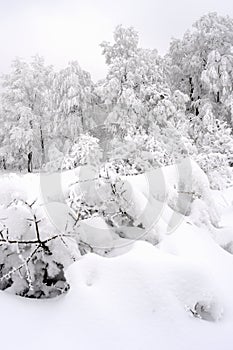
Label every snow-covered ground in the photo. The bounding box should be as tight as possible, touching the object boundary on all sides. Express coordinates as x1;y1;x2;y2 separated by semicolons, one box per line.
1;164;233;350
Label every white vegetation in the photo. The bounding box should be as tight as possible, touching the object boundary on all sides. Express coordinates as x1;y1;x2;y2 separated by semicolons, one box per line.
0;14;233;190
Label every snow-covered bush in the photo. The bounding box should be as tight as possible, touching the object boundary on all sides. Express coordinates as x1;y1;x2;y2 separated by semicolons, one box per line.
0;199;78;298
106;126;192;177
63;134;103;170
195;152;233;190
192;115;233;189
67;165;137;235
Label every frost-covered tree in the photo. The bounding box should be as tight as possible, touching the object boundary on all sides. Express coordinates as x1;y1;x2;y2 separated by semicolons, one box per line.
169;12;233;124
52;61;95;145
96;25;193;173
99;25;171;132
0;15;232;191
168;13;233;187
0;56;53;170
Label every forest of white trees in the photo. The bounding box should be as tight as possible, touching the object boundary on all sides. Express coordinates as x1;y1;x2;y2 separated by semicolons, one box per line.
0;12;233;189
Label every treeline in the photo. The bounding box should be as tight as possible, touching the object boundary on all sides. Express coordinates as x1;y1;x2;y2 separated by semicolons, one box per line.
1;12;233;188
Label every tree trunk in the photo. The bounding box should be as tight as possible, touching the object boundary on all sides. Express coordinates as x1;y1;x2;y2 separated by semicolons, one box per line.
189;77;194;101
81;112;84;130
2;157;6;170
28;152;33;173
40;125;45;166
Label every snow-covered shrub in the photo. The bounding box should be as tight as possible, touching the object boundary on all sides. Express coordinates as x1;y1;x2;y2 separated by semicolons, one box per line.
67;165;136;233
62;134;103;170
177;158;220;227
105;123;196;178
192;114;233;190
0;244;69;298
106;130;171;177
0;199;78;298
195;152;233;190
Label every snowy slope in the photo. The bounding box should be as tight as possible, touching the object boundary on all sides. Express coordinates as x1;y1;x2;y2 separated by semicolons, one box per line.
1;162;233;349
1;219;233;350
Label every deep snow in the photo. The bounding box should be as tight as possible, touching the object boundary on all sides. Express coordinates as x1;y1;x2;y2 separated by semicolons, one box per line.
1;223;233;350
1;163;233;350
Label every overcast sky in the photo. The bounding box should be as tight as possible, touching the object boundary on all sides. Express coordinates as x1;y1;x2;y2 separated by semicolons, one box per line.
0;0;233;81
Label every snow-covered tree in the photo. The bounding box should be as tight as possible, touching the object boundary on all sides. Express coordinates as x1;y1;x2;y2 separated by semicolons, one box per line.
99;25;170;132
169;12;233;124
52;61;95;144
168;13;233;187
0;56;53;170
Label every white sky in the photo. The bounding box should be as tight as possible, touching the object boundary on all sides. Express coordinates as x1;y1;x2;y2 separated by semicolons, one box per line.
0;0;233;81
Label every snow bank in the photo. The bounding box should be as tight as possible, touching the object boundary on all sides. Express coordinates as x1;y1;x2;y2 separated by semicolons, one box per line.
0;159;221;256
1;163;233;349
1;231;233;350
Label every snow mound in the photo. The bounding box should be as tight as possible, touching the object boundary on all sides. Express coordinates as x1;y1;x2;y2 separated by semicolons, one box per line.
67;241;223;322
1;168;233;349
0;232;231;350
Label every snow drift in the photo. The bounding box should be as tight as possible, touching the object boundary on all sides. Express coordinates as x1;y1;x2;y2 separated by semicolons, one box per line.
1;158;233;349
